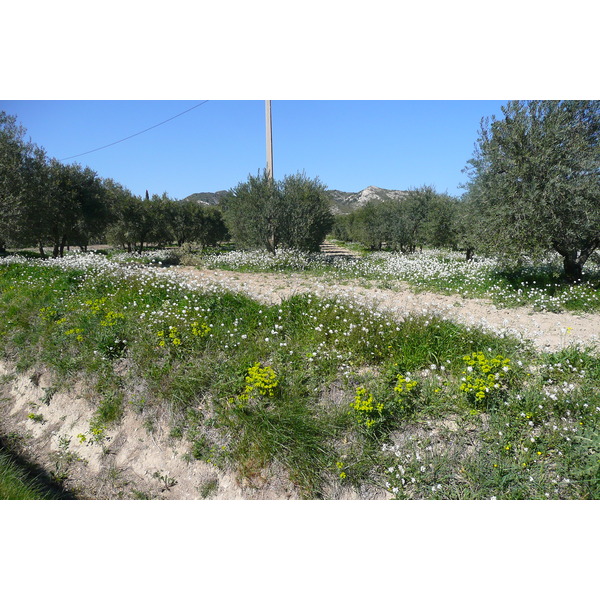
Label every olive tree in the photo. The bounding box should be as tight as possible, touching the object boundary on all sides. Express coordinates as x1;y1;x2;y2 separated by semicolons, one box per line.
170;199;228;249
30;159;108;257
196;206;229;248
1;112;112;256
221;170;333;253
420;191;460;250
463;100;600;281
278;172;334;252
343;185;458;252
103;180;141;252
350;200;392;250
221;171;280;252
0;111;38;251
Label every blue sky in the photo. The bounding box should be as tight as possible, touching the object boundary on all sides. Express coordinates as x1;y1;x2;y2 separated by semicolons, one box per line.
1;99;509;199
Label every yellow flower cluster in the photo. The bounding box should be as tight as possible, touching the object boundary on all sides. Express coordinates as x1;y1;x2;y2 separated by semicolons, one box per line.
393;373;418;412
394;374;418;399
191;321;211;337
244;362;279;397
350;386;384;429
65;327;84;342
231;363;279;408
84;297;107;314
157;320;210;348
100;310;125;327
157;325;181;346
394;375;417;394
39;307;58;321
460;352;511;403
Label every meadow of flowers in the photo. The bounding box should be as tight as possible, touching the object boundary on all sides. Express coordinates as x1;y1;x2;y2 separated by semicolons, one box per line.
201;246;600;313
0;250;598;499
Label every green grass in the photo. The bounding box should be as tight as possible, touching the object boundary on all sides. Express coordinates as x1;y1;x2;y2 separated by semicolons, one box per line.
0;254;598;499
0;446;70;500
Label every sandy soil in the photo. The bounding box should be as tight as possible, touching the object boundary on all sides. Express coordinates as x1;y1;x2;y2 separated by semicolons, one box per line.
0;360;327;500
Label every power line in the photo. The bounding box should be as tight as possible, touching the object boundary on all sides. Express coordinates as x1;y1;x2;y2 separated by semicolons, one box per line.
265;100;273;180
59;100;210;160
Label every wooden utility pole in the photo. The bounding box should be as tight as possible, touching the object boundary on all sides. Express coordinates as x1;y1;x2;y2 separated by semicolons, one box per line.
265;100;273;180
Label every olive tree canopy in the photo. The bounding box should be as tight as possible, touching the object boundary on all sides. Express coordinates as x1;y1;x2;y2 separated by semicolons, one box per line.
463;100;600;281
221;170;334;253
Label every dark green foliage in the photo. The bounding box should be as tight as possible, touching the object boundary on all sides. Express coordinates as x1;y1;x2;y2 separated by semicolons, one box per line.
39;160;110;257
1;113;113;256
279;172;335;252
221;170;334;253
336;185;460;252
103;181;144;251
463;100;600;280
171;199;228;248
105;189;229;253
221;171;282;252
0;112;32;251
2;111;229;255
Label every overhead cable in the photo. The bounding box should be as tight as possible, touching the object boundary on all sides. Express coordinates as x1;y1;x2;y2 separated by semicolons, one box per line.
59;100;209;160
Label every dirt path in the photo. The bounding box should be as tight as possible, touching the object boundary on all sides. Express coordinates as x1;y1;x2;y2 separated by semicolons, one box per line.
319;241;362;258
172;264;600;353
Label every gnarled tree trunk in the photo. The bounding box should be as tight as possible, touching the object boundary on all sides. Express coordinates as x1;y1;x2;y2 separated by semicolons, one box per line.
553;240;599;282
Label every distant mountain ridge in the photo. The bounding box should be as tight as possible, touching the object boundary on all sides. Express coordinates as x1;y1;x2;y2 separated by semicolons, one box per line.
183;185;409;214
183;191;230;205
326;186;409;213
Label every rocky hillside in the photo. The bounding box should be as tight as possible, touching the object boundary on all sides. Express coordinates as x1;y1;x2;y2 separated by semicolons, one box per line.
183;191;230;206
183;185;409;214
327;186;409;214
